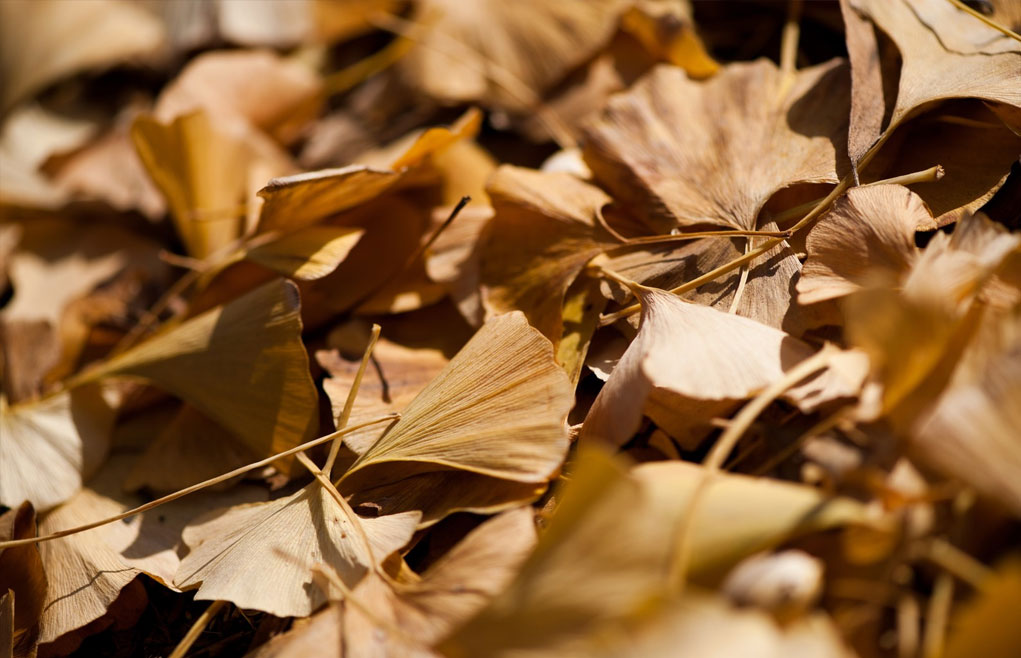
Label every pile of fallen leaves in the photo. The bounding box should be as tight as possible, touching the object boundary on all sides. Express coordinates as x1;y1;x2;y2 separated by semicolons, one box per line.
1;0;1020;656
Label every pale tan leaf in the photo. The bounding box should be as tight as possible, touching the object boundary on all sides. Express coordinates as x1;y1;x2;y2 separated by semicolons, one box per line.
153;49;322;145
847;0;1021;152
799;185;930;304
92;278;319;460
244;226;364;280
340;312;573;491
340;507;538;656
582;58;850;232
945;558;1021;658
175;484;420;617
581;287;816;447
0;386;115;512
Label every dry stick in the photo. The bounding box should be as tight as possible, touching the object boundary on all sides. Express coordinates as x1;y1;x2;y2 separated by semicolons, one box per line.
607;227;792;250
294;452;380;570
324;324;382;475
727;238;753;314
0;414;399;550
168;600;225;658
370;12;576;149
666;347;836;594
770;165;945;225
778;0;804;95
321;35;413;97
402;195;471;274
898;593;921;658
595;205;628;243
923;537;992;591
921;572;954;658
946;0;1021;41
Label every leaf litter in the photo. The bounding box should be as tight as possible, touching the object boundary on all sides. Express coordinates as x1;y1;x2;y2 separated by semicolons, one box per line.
0;1;1020;657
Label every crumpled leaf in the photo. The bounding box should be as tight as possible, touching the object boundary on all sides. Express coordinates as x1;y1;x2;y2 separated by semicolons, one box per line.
175;484;421;617
844;0;1021;164
257;109;481;234
582;58;850;233
581;287;859;448
481;165;614;341
338;312;573;515
442;449;867;657
798;184;932;304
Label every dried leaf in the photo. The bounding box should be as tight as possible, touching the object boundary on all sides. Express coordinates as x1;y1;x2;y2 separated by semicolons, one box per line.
0;386;115;512
175;484;420;617
244;226;364;281
93;278;319;461
799;184;931;304
0;503;46;655
582;58;850;232
339;312;573;506
481;165;614;341
580;287;816;447
442;449;866;656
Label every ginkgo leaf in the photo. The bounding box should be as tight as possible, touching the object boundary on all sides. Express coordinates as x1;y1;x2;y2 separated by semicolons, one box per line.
441;449;866;657
35;455;265;650
244;225;365;280
426;204;493;327
132;110;294;258
175;483;421;617
0;0;164;114
0;386;115;511
945;558;1021;658
481;165;614;341
582;58;850;233
91;278;319;460
399;0;630;110
318;333;449;457
580;287;818;447
844;0;1021;160
339;312;573;496
257;110;481;233
798;185;932;304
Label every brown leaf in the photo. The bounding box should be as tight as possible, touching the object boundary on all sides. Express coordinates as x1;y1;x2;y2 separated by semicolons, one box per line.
582;58;850;232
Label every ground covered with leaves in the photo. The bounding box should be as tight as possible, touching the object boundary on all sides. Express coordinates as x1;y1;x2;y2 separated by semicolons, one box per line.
1;0;1020;656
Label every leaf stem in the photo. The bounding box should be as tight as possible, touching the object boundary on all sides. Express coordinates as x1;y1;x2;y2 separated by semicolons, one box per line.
168;600;225;658
324;323;382;474
0;414;400;549
946;0;1021;42
666;346;835;594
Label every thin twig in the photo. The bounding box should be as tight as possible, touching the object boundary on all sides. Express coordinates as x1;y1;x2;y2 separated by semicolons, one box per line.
667;347;835;594
324;324;382;474
168;600;225;658
946;0;1021;41
0;414;400;549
